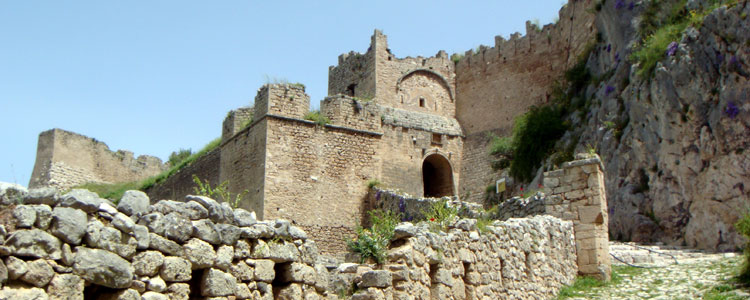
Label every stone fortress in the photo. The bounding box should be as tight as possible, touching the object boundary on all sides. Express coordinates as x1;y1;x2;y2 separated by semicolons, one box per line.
29;0;597;259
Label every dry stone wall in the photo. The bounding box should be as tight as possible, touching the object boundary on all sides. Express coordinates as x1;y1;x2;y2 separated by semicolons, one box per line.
342;216;577;299
0;186;331;299
29;129;166;191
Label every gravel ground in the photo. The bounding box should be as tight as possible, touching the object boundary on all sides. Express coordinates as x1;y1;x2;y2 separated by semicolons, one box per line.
565;242;749;299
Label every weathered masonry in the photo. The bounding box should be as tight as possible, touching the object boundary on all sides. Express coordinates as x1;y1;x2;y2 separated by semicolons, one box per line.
29;0;598;256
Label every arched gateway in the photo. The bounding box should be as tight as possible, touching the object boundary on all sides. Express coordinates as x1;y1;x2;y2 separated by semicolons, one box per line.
422;153;455;197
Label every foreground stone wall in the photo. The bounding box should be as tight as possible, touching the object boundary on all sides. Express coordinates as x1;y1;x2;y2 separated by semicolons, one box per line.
0;187;330;299
28;129;166;191
456;0;597;204
345;215;577;299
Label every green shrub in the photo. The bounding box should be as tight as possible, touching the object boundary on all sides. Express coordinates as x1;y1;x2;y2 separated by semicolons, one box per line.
304;110;330;126
367;179;382;189
632;0;735;77
509;105;567;182
168;148;193;167
347;210;400;264
192;175;248;209
421;198;459;232
735;211;750;283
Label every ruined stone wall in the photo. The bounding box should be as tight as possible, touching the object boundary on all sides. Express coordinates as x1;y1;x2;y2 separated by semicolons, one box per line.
262;117;382;255
28;129;166;191
344;215;577;299
221;107;253;143
0;188;330;299
321;95;382;133
456;0;597;204
328;50;376;99
146;148;221;203
254;84;310;120
543;153;610;280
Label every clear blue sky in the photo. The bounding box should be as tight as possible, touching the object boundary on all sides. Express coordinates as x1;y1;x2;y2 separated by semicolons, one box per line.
1;1;565;187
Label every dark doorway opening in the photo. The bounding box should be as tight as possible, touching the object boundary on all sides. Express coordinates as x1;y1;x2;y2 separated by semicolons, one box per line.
346;84;356;97
422;154;454;197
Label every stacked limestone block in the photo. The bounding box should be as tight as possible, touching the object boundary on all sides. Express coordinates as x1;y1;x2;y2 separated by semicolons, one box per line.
368;188;481;222
347;215;577;299
543;153;611;280
0;184;330;299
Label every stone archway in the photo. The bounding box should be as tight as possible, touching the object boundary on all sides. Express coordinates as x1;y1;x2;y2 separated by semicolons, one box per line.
422;154;455;197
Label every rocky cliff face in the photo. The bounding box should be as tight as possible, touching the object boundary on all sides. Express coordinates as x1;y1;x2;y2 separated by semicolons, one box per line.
563;0;749;251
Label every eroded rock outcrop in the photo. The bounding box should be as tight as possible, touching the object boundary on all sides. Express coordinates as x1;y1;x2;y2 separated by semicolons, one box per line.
564;0;749;250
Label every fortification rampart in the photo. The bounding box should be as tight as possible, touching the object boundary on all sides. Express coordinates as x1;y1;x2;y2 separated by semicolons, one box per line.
456;0;597;203
28;129;166;191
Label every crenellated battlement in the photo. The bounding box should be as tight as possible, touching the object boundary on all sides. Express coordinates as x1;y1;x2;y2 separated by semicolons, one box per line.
456;0;595;74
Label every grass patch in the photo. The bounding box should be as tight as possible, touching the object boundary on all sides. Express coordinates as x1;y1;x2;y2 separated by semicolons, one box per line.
557;265;644;299
421;198;460;232
632;0;737;78
367;179;382;189
74;182;141;204
304;110;330;126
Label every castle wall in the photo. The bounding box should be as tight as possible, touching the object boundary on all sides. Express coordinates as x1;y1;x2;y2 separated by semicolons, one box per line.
219;119;268;217
145;148;221;202
320;95;381;133
379;123;462;198
28;129;166;191
262;117;382;256
455;0;597;203
328;50;377;99
371;31;456;119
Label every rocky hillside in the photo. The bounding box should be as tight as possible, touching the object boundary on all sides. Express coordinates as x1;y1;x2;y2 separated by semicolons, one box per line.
562;0;749;251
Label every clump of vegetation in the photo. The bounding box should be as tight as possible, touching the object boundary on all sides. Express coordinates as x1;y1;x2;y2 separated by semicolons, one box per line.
632;0;738;77
168;148;192;167
421;198;459;232
191;175;248;209
735;211;750;283
508;105;568;182
346;210;400;264
304;110;330;126
557;265;644;299
367;179;382;189
476;206;499;234
450;53;465;64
